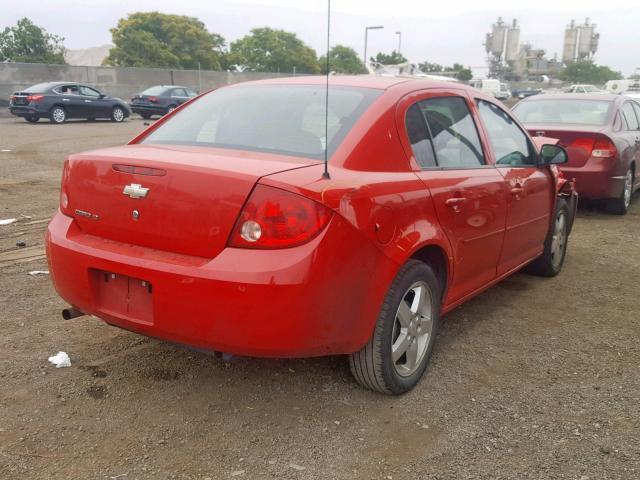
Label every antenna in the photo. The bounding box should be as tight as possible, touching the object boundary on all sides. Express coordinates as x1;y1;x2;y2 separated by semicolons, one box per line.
323;0;331;179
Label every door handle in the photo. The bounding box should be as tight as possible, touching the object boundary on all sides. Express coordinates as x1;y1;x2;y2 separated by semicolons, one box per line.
445;197;467;207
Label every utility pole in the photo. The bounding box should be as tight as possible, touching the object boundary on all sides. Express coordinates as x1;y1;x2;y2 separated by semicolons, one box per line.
396;31;402;55
363;25;384;68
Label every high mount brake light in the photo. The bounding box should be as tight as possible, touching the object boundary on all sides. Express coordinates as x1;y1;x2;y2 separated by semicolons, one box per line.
229;185;332;249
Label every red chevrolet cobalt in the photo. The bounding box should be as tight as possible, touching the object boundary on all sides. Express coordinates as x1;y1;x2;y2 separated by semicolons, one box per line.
47;77;576;394
513;93;640;214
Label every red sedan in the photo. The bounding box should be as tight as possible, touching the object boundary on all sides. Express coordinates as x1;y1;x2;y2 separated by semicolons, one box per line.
513;93;640;214
47;77;576;394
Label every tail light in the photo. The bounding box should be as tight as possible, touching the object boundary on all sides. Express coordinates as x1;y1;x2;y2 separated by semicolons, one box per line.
567;137;617;159
148;96;158;103
229;185;332;249
60;160;72;217
591;138;617;158
27;95;44;103
10;95;16;103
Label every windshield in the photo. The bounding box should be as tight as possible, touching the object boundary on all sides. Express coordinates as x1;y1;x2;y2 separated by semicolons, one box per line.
513;99;613;125
142;86;170;96
24;83;56;93
142;84;381;160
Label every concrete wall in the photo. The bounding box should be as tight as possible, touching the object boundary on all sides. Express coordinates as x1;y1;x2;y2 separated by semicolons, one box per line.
0;63;288;105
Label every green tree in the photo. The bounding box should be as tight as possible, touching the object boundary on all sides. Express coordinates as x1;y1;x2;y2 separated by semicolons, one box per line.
451;63;473;81
318;45;366;74
560;60;622;84
0;18;66;64
104;12;227;69
229;27;319;74
418;61;443;73
370;50;407;65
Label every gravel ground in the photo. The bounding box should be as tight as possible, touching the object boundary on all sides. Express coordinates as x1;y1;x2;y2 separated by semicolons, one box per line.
0;115;638;480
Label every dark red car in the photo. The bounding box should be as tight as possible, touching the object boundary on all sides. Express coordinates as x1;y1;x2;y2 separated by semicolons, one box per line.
46;77;576;394
513;93;640;214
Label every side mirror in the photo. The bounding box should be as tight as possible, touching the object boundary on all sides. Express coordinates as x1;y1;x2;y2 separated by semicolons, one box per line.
99;93;106;99
539;144;568;165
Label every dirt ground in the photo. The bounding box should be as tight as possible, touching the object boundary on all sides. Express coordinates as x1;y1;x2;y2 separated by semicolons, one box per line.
0;115;638;480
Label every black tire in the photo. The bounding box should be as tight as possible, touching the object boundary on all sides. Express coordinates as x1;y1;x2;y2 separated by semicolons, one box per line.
606;167;634;215
141;113;152;120
111;106;126;123
526;198;570;277
49;106;66;124
349;260;441;395
25;115;39;123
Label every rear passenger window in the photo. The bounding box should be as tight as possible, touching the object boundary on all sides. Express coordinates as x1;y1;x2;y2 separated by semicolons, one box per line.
405;96;485;168
477;100;534;166
624;103;640;130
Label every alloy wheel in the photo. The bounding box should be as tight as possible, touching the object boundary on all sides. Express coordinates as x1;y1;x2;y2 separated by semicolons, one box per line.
113;107;124;122
623;169;633;208
52;108;65;123
391;281;434;377
550;210;567;269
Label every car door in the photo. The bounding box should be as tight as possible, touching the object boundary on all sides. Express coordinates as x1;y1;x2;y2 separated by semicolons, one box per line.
170;88;189;106
400;91;509;303
475;99;553;275
57;84;84;117
79;85;107;118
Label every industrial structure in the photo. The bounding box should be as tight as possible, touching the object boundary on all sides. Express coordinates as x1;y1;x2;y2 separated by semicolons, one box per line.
485;17;598;81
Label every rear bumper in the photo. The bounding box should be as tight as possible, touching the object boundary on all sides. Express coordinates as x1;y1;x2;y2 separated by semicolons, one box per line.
8;105;43;117
46;211;396;358
560;162;624;200
130;105;167;116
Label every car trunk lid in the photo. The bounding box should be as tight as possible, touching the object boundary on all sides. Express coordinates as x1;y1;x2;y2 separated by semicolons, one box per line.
64;144;317;258
524;124;612;168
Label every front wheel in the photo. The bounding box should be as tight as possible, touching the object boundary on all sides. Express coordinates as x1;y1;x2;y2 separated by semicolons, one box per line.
526;198;569;277
49;106;66;124
349;260;441;395
607;168;634;215
111;106;125;123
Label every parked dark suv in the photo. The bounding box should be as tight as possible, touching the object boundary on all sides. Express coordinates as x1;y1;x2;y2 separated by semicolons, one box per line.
9;82;131;124
130;85;198;118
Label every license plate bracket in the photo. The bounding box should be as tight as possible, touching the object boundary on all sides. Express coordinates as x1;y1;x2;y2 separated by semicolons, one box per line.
91;269;153;324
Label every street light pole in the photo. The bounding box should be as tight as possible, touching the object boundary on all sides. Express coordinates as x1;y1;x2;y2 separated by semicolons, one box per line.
396;31;402;55
363;25;384;69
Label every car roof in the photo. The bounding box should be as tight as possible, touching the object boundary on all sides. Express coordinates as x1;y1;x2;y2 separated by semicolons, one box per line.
226;75;478;96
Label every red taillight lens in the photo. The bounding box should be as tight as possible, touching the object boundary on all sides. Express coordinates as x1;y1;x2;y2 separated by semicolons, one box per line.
27;94;44;103
229;185;332;249
10;95;16;103
591;138;617;158
568;137;616;159
148;96;158;103
60;160;72;216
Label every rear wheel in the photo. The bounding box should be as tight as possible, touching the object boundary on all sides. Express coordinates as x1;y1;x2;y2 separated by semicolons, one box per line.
526;198;569;277
349;260;441;395
111;106;125;123
49;106;66;124
607;167;634;215
25;115;39;123
141;113;152;120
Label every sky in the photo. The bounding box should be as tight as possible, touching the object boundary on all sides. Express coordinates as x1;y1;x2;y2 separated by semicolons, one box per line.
2;0;639;76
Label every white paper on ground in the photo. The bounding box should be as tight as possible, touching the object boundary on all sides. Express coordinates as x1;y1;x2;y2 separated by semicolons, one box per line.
48;351;71;368
28;270;49;276
0;218;17;226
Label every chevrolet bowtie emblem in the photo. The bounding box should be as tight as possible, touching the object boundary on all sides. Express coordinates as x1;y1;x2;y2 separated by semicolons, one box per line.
122;183;149;199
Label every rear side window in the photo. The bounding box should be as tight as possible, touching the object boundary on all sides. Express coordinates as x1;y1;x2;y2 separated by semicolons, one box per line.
622;103;639;130
405;96;485;168
477;100;534;166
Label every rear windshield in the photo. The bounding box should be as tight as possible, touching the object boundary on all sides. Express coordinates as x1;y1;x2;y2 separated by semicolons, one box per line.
513;99;613;126
142;86;170;96
141;85;381;160
23;83;56;93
